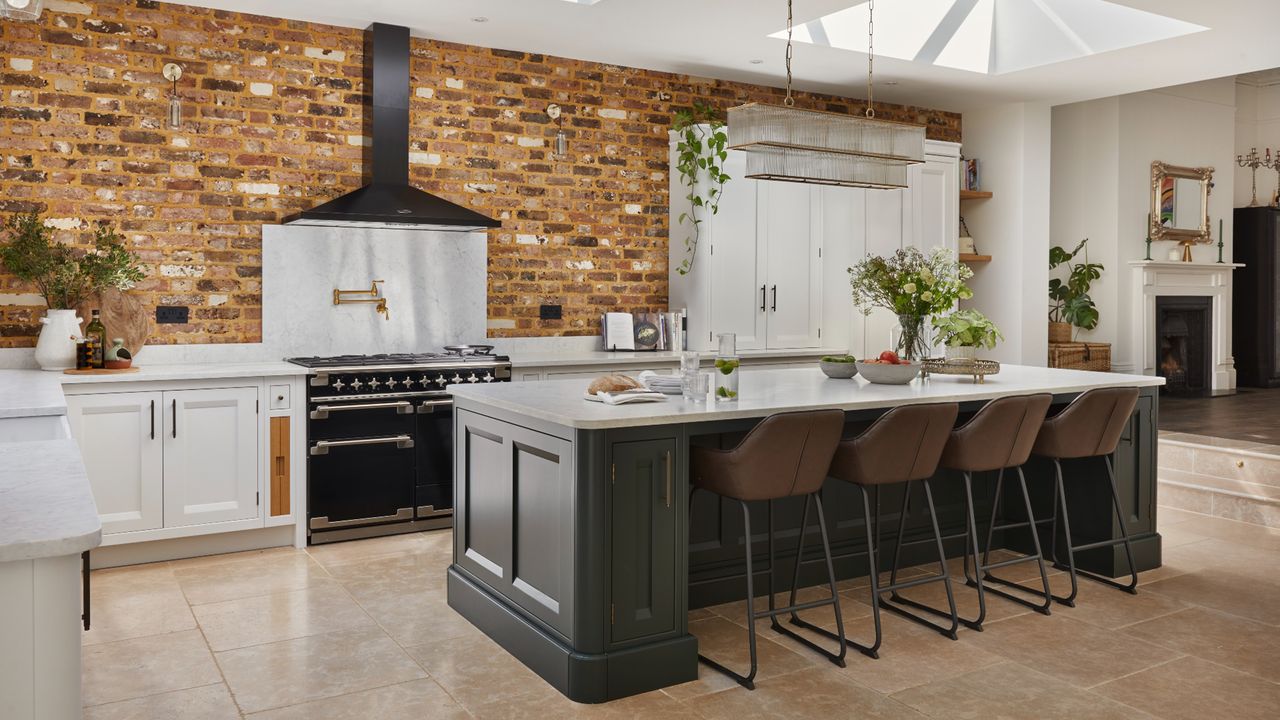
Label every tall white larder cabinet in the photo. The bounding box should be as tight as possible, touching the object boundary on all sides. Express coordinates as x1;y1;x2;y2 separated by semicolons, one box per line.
670;128;960;357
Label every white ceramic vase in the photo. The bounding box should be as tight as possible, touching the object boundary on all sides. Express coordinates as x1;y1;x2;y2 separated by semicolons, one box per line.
34;308;82;372
944;345;977;364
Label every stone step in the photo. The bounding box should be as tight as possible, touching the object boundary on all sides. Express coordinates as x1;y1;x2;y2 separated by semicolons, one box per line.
1158;433;1280;528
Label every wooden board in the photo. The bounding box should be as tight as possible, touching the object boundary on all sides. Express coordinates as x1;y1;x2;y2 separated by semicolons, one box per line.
63;367;140;375
270;416;291;517
75;288;150;358
959;190;993;200
959;253;992;263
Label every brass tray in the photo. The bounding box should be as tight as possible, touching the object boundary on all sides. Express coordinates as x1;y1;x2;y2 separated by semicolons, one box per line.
921;358;1000;384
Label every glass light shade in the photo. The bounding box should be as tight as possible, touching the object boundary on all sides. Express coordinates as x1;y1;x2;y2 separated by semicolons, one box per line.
728;102;925;189
0;0;43;21
168;94;182;129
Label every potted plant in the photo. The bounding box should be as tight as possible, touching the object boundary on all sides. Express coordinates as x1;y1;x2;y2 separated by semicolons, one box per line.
0;212;146;371
848;247;973;361
672;102;730;275
932;309;1002;363
1048;237;1102;343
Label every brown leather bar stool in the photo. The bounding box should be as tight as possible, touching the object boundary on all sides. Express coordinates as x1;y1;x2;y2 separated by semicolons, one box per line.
689;409;847;690
789;402;959;658
1032;387;1141;606
918;394;1055;632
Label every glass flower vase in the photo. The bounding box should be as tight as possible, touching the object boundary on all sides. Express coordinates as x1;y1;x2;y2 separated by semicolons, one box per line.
894;314;930;362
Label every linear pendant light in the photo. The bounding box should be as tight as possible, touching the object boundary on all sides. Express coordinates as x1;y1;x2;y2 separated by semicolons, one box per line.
728;0;924;189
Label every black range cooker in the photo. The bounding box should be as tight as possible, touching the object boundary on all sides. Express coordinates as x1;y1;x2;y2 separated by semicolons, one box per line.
286;346;512;544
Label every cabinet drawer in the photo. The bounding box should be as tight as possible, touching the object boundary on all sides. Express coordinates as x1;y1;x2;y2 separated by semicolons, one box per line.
268;383;291;411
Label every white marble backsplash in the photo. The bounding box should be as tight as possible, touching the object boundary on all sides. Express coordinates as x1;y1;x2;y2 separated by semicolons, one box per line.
261;224;487;357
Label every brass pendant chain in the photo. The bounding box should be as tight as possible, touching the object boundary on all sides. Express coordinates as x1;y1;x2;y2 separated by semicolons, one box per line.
784;0;795;107
866;0;875;118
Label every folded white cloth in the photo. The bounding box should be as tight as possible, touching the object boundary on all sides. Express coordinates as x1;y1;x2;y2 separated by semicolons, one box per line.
638;370;682;394
584;389;668;405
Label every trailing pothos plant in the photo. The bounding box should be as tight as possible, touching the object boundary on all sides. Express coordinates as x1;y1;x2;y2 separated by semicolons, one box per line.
673;102;730;275
1048;237;1103;333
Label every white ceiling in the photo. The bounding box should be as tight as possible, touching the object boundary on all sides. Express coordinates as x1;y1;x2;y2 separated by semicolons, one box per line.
162;0;1280;112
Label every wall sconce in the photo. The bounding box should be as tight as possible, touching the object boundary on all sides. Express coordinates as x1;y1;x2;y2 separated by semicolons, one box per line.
547;103;567;156
0;0;44;21
163;63;183;130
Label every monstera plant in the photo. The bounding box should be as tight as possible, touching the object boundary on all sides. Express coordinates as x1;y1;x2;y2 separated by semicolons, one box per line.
1048;237;1103;342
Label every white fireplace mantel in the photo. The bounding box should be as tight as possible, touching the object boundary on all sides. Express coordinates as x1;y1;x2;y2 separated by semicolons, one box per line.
1129;261;1243;391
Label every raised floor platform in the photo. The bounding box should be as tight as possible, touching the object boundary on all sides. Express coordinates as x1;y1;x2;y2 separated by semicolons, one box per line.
1158;431;1280;528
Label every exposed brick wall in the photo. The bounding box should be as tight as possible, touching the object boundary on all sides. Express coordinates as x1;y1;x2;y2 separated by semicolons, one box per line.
0;0;962;347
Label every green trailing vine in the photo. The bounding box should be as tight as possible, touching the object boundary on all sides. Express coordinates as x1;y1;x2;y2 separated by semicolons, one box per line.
673;102;730;275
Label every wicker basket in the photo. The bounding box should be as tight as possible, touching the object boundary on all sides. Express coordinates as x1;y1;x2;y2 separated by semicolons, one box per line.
1048;322;1073;344
1048;342;1111;371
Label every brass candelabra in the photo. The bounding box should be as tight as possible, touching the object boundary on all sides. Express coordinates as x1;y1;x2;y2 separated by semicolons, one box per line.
1237;147;1270;207
1266;150;1280;208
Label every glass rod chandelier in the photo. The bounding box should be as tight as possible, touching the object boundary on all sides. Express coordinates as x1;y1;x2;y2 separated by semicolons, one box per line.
729;0;924;189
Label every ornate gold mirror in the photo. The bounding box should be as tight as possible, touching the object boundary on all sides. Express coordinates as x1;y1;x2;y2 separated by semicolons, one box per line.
1150;162;1213;244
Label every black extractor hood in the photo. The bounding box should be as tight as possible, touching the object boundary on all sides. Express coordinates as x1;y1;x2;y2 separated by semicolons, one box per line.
282;23;500;232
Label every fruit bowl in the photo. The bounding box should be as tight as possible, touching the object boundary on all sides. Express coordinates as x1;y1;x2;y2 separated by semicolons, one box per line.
855;360;921;385
818;355;859;379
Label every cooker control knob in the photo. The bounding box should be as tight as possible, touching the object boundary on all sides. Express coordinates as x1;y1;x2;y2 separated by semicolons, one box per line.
451;373;464;384
467;373;479;383
419;376;433;388
402;376;414;388
350;378;364;391
368;377;382;390
482;373;494;382
332;378;346;391
385;377;400;389
435;376;448;386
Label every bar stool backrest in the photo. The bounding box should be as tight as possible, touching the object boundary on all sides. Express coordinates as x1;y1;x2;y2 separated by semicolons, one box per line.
1033;387;1140;459
691;410;845;501
829;403;959;485
941;394;1053;472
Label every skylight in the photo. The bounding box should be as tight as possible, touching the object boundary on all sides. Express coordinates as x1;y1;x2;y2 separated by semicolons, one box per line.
776;0;1207;75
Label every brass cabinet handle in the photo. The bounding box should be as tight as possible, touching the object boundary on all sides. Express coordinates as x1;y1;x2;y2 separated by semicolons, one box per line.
665;450;672;509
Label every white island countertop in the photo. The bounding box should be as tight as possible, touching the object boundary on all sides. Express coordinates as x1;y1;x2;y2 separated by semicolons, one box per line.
451;364;1165;430
0;370;67;418
508;347;842;368
0;439;101;562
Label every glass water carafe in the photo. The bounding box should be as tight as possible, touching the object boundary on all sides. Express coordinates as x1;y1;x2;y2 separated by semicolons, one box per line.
714;333;740;401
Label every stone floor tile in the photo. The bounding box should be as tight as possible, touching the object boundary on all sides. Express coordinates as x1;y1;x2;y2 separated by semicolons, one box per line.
685;667;925;720
403;632;566;710
83;683;241;720
173;551;333;606
194;583;376;651
82;629;222;707
1093;656;1280;720
246;678;469;719
1122;606;1280;682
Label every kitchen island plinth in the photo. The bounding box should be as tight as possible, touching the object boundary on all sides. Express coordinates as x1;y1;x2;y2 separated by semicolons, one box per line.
448;366;1164;703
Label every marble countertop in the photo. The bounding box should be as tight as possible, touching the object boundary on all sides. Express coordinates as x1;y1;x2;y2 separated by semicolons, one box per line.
0;439;101;562
0;370;68;419
510;347;842;368
451;364;1166;429
59;361;306;384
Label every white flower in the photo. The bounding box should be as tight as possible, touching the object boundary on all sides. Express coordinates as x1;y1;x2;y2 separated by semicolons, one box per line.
903;282;917;294
920;267;934;283
921;291;934;302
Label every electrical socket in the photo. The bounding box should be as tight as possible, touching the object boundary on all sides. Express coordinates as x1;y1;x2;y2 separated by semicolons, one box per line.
156;306;189;324
540;304;562;320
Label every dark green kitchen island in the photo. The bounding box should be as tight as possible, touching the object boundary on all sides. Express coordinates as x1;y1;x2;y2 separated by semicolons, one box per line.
447;365;1165;703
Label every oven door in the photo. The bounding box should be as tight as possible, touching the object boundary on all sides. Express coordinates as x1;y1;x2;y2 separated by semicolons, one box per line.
414;397;454;519
308;400;417;533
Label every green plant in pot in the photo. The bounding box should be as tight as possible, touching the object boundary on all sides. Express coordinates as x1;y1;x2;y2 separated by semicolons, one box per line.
0;212;145;371
932;309;1002;363
1048;237;1102;343
672;102;730;276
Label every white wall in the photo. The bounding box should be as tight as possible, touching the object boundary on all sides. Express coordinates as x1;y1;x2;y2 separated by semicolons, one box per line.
961;102;1053;366
1235;81;1280;208
1050;78;1237;377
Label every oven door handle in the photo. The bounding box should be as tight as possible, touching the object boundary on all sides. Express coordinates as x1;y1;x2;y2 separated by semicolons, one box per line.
309;435;414;456
310;401;414;420
416;399;454;414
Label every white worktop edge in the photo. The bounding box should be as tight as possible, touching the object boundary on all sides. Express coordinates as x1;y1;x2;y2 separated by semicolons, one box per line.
0;439;102;562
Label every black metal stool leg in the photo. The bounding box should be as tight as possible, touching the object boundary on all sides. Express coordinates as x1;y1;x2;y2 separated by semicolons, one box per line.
979;469;1004;580
1050;458;1080;607
887;480;912;603
772;494;848;667
698;500;759;690
973;467;1054;615
767;499;782;632
1051;456;1140;599
959;471;989;630
878;479;960;641
1105;455;1140;594
786;494;813;625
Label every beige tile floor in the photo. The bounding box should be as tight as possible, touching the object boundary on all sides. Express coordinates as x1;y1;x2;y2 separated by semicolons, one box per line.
82;507;1280;719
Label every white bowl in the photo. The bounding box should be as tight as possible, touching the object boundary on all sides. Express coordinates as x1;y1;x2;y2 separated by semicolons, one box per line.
819;359;859;379
855;361;921;385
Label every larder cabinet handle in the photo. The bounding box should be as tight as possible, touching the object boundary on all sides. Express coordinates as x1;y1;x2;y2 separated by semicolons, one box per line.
760;285;767;312
171;399;177;438
149;400;155;440
664;450;672;509
771;285;777;312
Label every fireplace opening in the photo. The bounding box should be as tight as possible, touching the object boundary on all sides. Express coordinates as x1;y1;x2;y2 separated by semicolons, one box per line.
1156;296;1212;395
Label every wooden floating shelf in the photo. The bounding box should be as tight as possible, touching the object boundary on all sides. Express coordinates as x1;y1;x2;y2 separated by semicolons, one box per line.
959;190;993;200
959;253;992;264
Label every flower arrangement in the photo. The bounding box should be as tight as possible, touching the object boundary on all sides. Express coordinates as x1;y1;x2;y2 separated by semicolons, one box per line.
0;212;146;309
848;247;974;360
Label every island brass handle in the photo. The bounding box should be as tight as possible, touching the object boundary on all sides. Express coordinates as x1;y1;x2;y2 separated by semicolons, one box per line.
771;285;777;312
309;435;414;456
310;401;413;420
760;285;766;313
664;450;672;509
172;399;177;438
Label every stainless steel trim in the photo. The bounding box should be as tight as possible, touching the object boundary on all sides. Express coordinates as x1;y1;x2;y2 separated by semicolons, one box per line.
305;361;512;376
310;401;413;420
308;514;452;543
416;399;454;414
310;506;413;530
310;390;448;403
416;505;453;518
308;435;414;455
311;373;329;387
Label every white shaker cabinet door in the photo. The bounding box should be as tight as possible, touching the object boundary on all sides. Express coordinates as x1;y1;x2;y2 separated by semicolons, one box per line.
912;155;960;254
162;387;260;527
708;151;766;351
66;391;164;535
760;181;822;349
863;189;908;356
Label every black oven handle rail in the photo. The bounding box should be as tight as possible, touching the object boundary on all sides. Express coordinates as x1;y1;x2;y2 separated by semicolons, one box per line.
310;400;414;420
417;399;453;414
309;434;415;456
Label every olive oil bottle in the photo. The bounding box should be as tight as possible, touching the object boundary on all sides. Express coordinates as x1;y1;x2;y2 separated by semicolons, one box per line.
85;310;106;369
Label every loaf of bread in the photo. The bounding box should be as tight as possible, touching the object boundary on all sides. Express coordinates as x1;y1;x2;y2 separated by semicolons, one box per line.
587;374;643;395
